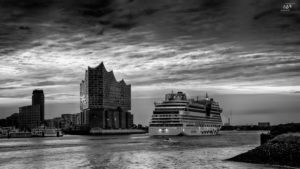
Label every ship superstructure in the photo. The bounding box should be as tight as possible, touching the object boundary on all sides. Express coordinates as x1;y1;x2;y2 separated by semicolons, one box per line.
149;91;222;136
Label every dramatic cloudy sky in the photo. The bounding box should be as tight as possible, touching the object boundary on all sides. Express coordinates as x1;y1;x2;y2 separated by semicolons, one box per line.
0;0;300;125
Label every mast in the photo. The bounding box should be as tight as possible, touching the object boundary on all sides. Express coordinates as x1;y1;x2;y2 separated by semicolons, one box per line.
205;92;209;100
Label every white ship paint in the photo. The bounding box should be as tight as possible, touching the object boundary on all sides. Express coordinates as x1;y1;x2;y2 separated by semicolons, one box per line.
149;91;222;136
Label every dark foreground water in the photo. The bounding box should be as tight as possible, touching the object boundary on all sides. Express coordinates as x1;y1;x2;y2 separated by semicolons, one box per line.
0;131;290;169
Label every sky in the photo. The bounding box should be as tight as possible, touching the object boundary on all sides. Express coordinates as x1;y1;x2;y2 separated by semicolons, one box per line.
0;0;300;125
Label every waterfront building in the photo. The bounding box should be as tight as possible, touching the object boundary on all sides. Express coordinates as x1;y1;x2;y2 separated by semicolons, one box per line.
19;105;40;131
61;114;77;129
17;89;45;130
126;112;133;128
61;114;77;124
258;122;270;127
32;89;45;122
75;113;81;125
45;117;63;129
0;113;19;128
80;62;132;129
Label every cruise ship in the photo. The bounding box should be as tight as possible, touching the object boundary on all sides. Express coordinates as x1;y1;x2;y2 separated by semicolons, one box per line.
149;91;223;136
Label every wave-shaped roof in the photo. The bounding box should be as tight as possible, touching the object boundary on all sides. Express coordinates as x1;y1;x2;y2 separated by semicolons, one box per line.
88;62;130;86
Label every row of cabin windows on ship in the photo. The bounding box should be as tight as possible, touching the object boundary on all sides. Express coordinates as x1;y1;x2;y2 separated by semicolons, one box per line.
186;124;221;128
153;114;178;118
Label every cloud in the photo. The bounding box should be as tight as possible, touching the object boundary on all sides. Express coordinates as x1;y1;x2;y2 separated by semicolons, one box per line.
28;81;58;86
46;93;78;100
27;79;80;87
0;0;300;111
0;93;29;98
0;87;20;90
0;79;22;84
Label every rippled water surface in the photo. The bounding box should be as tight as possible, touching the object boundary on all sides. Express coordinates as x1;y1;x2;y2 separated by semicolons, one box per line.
0;131;286;169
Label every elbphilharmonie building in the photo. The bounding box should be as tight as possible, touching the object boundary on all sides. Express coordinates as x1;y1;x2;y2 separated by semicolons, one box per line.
80;62;133;129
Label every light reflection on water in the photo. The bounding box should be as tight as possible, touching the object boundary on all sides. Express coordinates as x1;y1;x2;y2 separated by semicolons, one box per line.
0;131;284;169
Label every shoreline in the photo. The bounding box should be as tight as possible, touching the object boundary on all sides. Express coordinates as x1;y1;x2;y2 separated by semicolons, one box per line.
227;133;300;168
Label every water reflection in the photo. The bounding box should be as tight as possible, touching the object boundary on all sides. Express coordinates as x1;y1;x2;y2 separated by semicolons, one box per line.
0;131;282;169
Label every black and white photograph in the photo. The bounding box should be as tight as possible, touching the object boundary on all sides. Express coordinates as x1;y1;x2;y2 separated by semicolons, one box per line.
0;0;300;168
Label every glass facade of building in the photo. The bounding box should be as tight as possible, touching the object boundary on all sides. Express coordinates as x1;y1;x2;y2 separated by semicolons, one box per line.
19;105;40;131
32;89;45;122
80;62;133;129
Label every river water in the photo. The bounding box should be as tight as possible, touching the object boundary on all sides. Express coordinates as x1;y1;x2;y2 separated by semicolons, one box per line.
0;131;288;169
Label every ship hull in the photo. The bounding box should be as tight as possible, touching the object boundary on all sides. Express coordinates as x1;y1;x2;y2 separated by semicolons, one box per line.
149;126;220;136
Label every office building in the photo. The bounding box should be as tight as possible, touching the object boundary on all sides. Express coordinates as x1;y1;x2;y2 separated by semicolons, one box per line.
18;89;45;130
32;89;45;122
19;105;40;131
